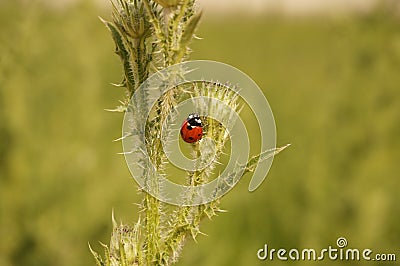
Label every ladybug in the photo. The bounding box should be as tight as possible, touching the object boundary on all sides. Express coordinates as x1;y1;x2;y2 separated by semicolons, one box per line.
180;113;203;143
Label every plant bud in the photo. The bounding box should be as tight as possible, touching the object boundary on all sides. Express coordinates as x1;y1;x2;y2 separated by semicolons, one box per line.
154;0;182;8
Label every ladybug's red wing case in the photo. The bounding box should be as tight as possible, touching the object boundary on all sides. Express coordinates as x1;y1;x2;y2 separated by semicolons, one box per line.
181;126;203;143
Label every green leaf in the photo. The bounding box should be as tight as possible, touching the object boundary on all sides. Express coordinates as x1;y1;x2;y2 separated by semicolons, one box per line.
99;17;136;94
245;144;291;173
88;242;105;266
119;241;127;266
100;242;112;266
173;11;202;63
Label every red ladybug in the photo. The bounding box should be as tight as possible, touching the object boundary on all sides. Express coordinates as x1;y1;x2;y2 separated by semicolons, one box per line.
180;113;203;143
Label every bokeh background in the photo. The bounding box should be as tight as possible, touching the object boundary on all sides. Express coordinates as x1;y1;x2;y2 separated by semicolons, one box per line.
1;0;400;265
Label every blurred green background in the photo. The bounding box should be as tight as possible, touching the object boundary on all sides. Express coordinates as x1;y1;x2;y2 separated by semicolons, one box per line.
1;1;400;265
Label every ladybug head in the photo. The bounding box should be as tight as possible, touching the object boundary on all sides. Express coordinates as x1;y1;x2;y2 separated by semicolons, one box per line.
187;113;202;127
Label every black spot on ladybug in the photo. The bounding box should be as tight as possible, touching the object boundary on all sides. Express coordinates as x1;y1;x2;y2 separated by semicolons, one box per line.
187;125;192;130
189;137;193;140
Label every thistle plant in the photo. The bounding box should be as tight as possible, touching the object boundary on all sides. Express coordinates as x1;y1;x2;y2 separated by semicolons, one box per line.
90;1;288;265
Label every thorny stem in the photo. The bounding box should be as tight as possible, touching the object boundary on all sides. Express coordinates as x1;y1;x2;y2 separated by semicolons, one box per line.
91;1;289;265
